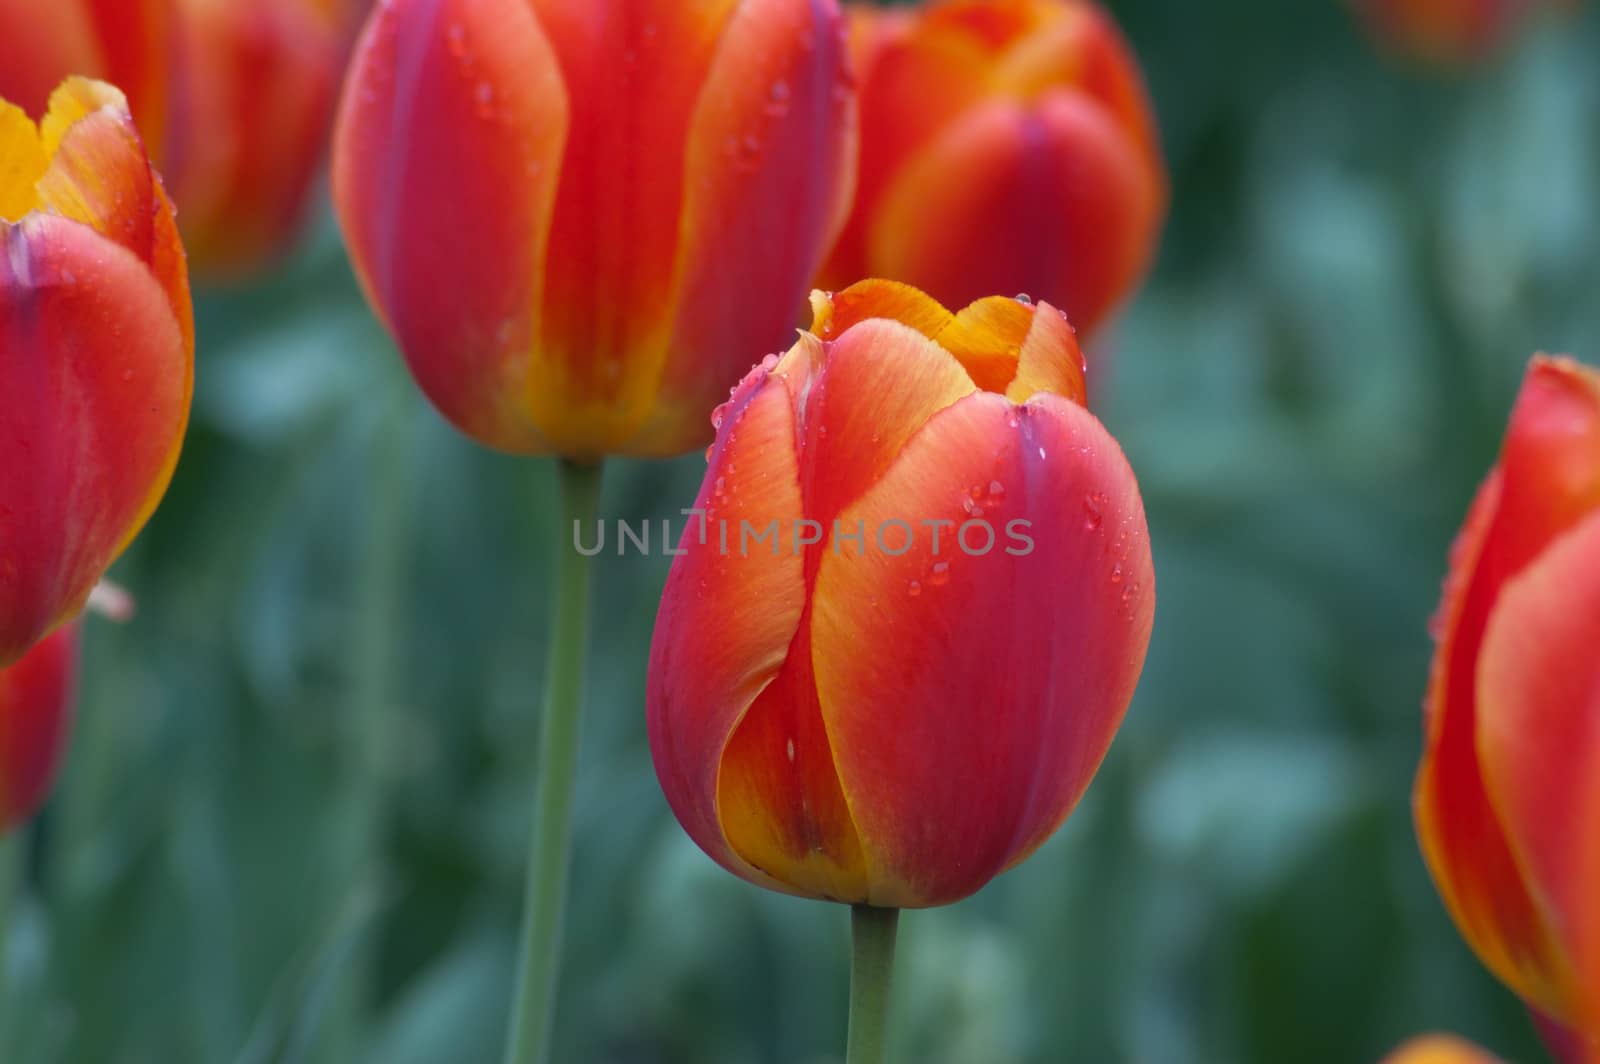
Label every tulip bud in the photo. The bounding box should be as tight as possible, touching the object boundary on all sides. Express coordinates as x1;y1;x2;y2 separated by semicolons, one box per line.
1415;356;1600;1033
0;625;79;834
1;79;193;667
0;0;360;279
648;280;1153;907
332;0;858;460
1379;1035;1505;1064
817;0;1166;339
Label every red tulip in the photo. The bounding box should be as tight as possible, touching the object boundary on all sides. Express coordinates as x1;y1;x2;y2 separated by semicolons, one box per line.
1;78;193;668
0;0;361;278
648;280;1153;907
817;0;1166;338
333;0;858;460
1415;356;1600;1036
1351;0;1559;63
1379;1035;1504;1064
0;625;78;833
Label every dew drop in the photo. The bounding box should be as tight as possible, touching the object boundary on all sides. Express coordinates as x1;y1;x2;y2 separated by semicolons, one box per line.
1038;447;1048;460
928;560;951;587
1082;492;1106;531
907;579;923;597
1015;293;1033;305
962;496;983;518
1110;562;1124;585
987;480;1005;502
786;738;796;763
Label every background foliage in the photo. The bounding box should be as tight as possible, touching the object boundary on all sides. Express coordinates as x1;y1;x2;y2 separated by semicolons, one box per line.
4;1;1599;1061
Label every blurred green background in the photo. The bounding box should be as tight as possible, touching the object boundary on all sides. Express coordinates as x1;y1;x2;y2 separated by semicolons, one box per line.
4;1;1600;1062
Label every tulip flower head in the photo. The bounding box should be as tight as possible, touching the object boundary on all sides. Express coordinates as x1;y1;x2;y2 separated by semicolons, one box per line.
648;280;1154;908
0;79;193;667
0;0;361;278
0;625;78;834
818;0;1166;338
333;0;859;460
1415;356;1600;1035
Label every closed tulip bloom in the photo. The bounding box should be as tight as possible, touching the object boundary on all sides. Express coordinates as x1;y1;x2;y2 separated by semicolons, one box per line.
1415;356;1600;1036
817;0;1166;339
0;0;359;278
1;79;193;667
648;280;1154;907
0;625;78;833
1380;1036;1505;1064
333;0;857;460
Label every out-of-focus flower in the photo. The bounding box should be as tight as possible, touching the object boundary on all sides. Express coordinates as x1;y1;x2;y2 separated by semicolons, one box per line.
1379;1035;1504;1064
0;79;193;667
648;279;1153;907
0;0;362;279
1415;356;1600;1039
1351;0;1567;64
817;0;1166;338
333;0;858;460
0;625;79;833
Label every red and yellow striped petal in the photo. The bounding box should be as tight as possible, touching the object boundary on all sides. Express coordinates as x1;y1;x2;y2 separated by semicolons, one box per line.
0;623;78;832
1379;1035;1505;1064
0;213;189;666
634;0;858;457
333;0;569;454
1476;509;1600;1007
1417;356;1600;1017
868;92;1162;336
810;391;1153;906
0;2;103;122
647;366;809;894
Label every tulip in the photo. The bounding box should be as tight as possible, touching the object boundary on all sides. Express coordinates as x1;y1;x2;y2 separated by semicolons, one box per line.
0;78;193;668
648;279;1154;908
1415;356;1600;1044
1350;0;1554;63
816;0;1166;339
0;626;79;834
0;0;360;278
333;0;858;460
1379;1035;1505;1064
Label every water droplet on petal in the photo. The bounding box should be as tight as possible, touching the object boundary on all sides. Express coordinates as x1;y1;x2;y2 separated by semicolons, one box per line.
1015;293;1033;305
907;580;922;597
1082;492;1106;531
1110;562;1124;585
928;561;951;587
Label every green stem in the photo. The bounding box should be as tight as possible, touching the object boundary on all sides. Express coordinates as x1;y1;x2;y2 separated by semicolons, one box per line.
846;905;900;1064
502;459;603;1064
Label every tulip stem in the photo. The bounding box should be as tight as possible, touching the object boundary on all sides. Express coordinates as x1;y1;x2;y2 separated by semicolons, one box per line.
503;459;603;1064
847;905;900;1064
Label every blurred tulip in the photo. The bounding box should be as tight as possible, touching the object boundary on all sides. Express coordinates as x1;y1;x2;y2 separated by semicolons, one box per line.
1415;356;1600;1039
648;279;1153;907
817;0;1166;339
333;0;858;460
0;0;361;279
0;626;78;833
1351;0;1564;63
1379;1035;1504;1064
0;79;193;667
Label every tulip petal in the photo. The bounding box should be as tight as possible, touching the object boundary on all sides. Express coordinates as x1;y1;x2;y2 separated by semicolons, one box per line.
0;623;77;830
1417;356;1600;1015
779;318;977;543
0;2;102;122
809;279;956;341
0;215;189;665
868;92;1163;336
632;0;859;456
647;368;810;893
1007;299;1087;406
0;99;48;221
811;392;1153;906
333;0;569;454
1476;509;1600;974
522;0;739;454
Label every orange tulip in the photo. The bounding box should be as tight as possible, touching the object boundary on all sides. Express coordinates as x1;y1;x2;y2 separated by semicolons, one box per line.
1350;0;1555;63
1379;1035;1504;1064
0;0;361;278
817;0;1166;339
0;625;78;833
1415;356;1600;1038
333;0;859;460
1;79;193;668
648;280;1153;907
